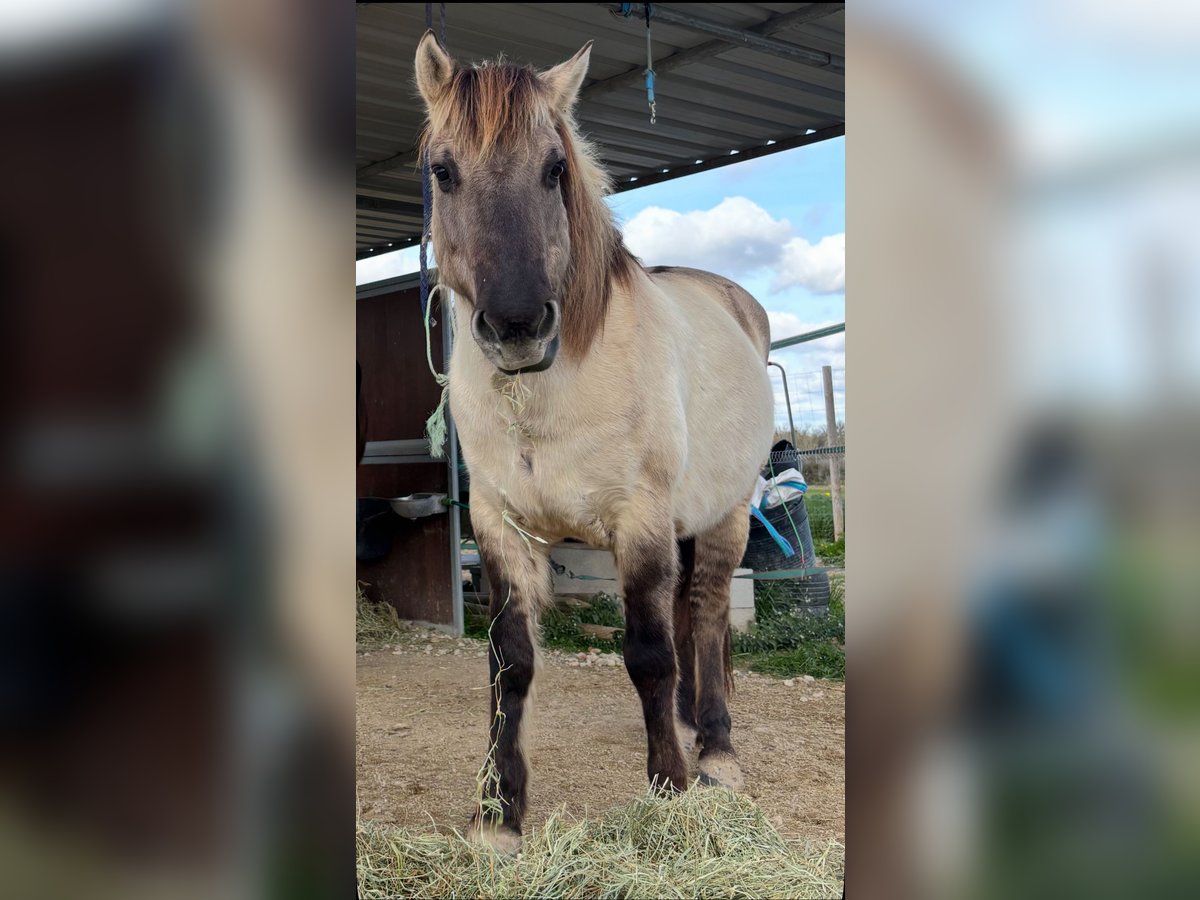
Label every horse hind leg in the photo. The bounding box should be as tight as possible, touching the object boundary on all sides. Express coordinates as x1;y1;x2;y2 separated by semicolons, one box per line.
691;504;751;791
672;537;700;754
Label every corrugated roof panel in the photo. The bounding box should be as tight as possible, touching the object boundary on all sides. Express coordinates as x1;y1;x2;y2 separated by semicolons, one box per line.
356;2;844;256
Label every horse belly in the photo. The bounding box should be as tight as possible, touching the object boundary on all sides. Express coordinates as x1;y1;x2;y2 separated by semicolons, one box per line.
669;313;775;536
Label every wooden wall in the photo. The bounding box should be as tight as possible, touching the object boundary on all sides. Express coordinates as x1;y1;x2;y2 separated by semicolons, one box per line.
356;285;455;627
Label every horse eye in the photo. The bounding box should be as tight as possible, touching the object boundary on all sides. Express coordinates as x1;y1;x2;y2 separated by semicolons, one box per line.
431;165;452;188
548;160;565;183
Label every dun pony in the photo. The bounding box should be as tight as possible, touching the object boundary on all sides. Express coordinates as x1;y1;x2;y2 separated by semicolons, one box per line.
414;31;775;853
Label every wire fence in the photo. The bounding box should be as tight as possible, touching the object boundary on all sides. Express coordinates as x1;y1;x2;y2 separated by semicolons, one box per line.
769;366;845;432
763;330;845;549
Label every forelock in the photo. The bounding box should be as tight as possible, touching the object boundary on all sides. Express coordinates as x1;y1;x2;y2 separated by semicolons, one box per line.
422;59;554;160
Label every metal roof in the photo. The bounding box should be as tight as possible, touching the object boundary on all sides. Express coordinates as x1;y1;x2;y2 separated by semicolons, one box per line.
356;3;845;258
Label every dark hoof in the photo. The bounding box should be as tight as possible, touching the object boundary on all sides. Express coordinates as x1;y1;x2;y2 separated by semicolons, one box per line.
698;751;745;792
466;819;522;854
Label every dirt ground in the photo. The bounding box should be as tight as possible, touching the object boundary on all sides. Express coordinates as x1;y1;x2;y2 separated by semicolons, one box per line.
356;628;844;845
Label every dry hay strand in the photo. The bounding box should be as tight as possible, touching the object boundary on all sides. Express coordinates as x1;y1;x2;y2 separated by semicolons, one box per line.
357;787;844;899
356;583;404;649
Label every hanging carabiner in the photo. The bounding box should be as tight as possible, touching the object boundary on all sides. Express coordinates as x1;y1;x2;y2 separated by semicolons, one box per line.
644;3;656;124
646;68;656;125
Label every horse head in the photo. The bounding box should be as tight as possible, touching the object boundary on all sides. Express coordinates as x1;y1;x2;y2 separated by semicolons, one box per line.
415;32;597;374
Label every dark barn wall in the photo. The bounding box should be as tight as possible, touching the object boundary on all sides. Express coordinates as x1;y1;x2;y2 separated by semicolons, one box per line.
356;285;454;627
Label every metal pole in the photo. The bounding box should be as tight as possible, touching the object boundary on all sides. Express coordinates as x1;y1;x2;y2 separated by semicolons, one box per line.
442;288;464;636
770;321;844;351
822;365;844;539
767;360;798;450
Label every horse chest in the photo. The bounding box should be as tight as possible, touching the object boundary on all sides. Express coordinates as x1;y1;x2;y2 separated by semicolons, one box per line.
465;419;625;545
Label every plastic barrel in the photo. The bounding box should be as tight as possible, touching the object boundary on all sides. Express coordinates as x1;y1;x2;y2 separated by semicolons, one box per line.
741;495;830;613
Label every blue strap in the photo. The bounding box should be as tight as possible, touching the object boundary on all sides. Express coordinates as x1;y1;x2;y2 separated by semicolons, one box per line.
750;505;796;557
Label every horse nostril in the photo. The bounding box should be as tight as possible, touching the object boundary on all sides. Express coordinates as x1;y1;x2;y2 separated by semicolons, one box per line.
473;309;500;343
536;301;560;341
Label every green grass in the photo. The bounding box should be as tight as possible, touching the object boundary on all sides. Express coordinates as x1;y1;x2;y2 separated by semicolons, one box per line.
814;536;845;567
736;643;846;680
467;593;626;654
733;576;845;680
800;487;843;544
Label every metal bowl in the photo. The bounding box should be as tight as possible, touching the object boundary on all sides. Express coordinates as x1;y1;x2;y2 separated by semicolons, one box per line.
388;492;446;520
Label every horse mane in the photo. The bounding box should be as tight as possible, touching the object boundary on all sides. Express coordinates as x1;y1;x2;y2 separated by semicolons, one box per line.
420;58;637;359
556;122;637;358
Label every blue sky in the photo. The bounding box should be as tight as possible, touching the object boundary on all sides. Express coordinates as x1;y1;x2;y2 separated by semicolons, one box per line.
608;136;846;333
356;136;847;432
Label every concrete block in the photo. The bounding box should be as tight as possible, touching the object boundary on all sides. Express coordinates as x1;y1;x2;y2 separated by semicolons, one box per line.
730;568;755;632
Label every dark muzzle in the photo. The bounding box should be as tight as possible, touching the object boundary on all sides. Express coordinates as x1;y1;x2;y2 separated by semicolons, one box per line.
470;300;561;374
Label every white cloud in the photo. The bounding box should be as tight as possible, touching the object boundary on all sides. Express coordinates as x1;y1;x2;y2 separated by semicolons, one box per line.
771;233;845;294
621;197;844;297
621;197;792;276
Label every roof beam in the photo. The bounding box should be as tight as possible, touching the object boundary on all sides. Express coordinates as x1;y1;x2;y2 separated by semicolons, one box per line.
358;238;419;260
596;3;844;70
356;187;423;206
356;195;424;218
700;58;844;106
356;224;407;238
583;4;842;100
610;122;844;192
357;147;420;181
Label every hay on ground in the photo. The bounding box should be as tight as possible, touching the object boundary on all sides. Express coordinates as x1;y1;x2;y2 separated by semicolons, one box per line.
357;584;404;649
356;787;843;899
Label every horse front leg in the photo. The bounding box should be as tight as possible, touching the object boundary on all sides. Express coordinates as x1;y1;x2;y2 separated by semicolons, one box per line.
615;518;687;792
467;496;551;853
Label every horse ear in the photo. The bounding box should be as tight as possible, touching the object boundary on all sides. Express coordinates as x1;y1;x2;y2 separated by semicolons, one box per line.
415;29;455;106
541;41;592;112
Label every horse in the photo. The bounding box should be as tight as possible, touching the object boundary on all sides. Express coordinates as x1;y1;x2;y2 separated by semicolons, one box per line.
414;30;776;852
